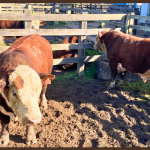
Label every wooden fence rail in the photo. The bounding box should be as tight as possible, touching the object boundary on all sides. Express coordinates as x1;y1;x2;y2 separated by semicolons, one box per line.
0;5;125;76
0;4;149;76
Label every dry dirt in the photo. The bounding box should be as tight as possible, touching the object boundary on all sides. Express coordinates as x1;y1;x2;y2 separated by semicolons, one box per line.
0;21;150;148
0;65;150;148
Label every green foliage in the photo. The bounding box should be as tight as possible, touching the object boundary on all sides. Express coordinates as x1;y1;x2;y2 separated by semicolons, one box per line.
58;21;66;26
53;49;101;84
44;21;66;29
121;80;150;95
49;41;54;44
0;42;12;46
53;49;105;84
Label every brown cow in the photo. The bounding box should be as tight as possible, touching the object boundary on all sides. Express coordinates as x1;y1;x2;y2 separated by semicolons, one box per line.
0;20;45;45
0;34;55;145
94;30;150;89
53;36;78;69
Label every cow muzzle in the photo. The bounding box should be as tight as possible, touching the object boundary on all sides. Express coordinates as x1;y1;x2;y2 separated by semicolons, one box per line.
23;116;41;125
28;117;41;125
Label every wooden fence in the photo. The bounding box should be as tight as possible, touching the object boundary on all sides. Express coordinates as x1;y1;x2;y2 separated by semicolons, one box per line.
0;3;53;14
0;4;150;76
55;3;137;14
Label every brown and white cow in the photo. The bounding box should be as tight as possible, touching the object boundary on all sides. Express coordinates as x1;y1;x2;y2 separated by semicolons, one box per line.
0;34;55;145
94;30;150;89
53;35;78;69
0;20;45;45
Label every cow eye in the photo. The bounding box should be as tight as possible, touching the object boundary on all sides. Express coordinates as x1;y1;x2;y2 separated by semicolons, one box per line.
12;90;17;97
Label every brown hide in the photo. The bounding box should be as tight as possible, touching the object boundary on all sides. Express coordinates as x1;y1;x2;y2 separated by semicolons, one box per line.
98;30;150;80
0;20;45;29
0;20;45;39
0;34;54;124
0;34;53;75
0;20;24;29
53;36;78;69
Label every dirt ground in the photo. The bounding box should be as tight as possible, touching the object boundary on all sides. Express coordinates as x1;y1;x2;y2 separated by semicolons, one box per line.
0;21;150;147
0;65;150;147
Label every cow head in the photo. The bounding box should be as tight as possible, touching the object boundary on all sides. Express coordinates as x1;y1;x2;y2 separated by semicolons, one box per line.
0;65;55;125
31;20;46;29
93;31;107;53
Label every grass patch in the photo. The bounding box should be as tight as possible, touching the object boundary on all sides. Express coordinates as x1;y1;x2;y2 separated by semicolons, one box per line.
121;80;150;103
0;42;12;46
58;21;66;26
121;80;150;95
49;41;54;44
45;21;66;29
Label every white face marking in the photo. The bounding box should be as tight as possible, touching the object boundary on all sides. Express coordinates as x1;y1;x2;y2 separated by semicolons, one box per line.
31;20;40;29
8;65;42;125
94;40;98;50
94;36;107;53
94;36;99;50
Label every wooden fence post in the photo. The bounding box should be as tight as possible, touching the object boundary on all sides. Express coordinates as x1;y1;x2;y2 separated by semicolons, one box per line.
124;12;134;34
99;22;105;28
0;4;2;14
124;14;129;33
0;4;3;45
54;7;59;41
24;4;32;30
66;5;71;28
77;12;87;76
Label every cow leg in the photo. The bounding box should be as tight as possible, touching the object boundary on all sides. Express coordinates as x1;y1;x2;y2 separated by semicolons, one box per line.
118;71;127;86
0;113;10;145
40;84;47;109
26;125;37;145
107;62;118;90
0;123;9;145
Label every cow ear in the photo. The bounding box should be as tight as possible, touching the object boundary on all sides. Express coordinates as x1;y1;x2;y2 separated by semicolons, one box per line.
39;73;55;84
40;21;46;26
98;31;102;38
0;79;6;93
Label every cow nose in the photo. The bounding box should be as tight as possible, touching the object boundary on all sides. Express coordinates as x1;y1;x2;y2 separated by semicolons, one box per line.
28;117;41;125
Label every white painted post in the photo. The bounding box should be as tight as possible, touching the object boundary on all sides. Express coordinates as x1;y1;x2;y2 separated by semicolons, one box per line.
125;12;134;34
66;5;71;28
24;4;32;29
77;12;87;76
0;4;2;14
0;4;3;45
54;7;59;41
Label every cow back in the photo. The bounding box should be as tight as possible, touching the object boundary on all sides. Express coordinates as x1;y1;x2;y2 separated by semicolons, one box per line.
102;31;150;74
4;34;53;74
53;36;78;59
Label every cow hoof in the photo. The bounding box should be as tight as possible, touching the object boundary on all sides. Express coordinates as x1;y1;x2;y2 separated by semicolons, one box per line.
40;95;47;109
26;138;37;145
107;86;115;90
117;80;124;86
26;125;37;145
0;131;9;145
